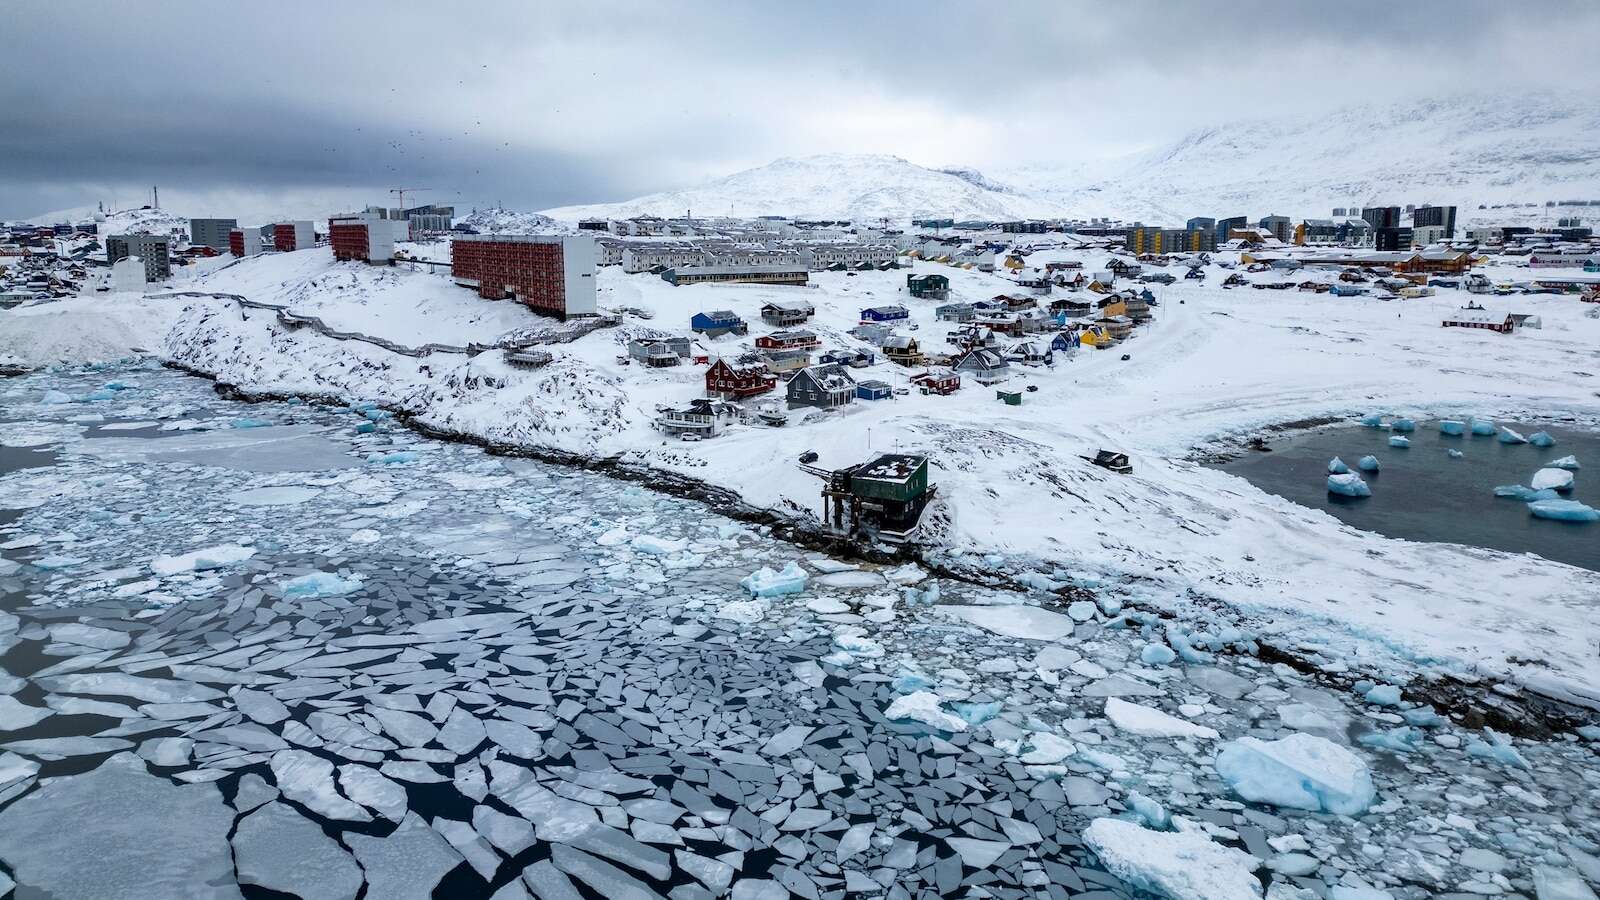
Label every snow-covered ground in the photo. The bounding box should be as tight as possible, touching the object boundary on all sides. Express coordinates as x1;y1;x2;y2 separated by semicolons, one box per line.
36;243;1592;705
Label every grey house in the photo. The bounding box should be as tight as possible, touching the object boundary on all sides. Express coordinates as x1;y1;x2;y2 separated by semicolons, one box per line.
786;364;856;409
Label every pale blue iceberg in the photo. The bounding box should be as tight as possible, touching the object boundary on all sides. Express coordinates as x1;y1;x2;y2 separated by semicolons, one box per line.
1465;728;1530;769
1529;431;1556;448
1389;418;1415;433
366;450;420;465
1363;684;1401;706
1357;726;1423;754
1470;419;1498;436
1139;642;1177;666
1215;733;1376;815
281;572;365;598
1327;473;1371;497
1495;485;1557;502
1447;449;1463;459
739;562;808;598
1531;468;1574;492
1328;457;1350;474
1357;455;1380;472
1359;413;1384;427
1547;455;1580;470
1387;435;1409;448
1438;420;1466;436
1499;427;1528;444
1529;499;1600;523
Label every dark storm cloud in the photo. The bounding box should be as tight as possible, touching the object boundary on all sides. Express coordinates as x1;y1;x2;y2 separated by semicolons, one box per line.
4;0;1598;218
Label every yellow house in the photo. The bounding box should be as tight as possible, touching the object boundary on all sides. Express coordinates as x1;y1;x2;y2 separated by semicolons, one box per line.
1078;325;1114;348
1087;279;1113;294
1097;298;1127;318
1003;255;1026;270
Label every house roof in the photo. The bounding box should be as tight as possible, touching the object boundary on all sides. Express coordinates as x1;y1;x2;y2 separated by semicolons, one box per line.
855;453;926;484
794;363;855;391
955;349;1009;371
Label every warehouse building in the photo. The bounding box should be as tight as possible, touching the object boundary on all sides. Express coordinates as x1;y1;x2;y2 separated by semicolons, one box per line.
105;233;171;282
188;217;237;251
450;234;597;319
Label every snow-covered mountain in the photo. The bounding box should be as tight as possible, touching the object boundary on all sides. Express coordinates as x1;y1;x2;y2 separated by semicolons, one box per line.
547;94;1600;226
1011;93;1600;224
543;154;1070;222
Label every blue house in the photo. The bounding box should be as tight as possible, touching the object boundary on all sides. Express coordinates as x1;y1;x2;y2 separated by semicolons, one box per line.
1329;284;1365;297
1050;332;1079;354
690;310;748;337
855;380;892;401
860;305;909;324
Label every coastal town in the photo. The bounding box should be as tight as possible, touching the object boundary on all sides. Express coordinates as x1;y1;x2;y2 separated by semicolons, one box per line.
5;5;1600;900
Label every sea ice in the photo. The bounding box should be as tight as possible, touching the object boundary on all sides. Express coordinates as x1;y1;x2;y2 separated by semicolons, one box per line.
942;604;1077;641
281;571;365;598
1358;455;1380;472
150;543;256;575
1083;818;1263;900
630;534;687;555
738;562;807;598
0;753;239;899
1389;418;1415;433
1529;499;1600;523
1327;473;1371;498
1448;448;1464;458
1104;698;1219;740
234;801;363;900
1531;468;1575;492
1439;420;1466;436
1530;431;1557;447
1215;733;1375;815
1499;427;1528;444
883;691;968;732
1547;455;1580;470
1359;414;1384;427
1532;866;1598;900
1470;419;1498;436
229;485;322;506
1387;435;1409;448
1328;457;1350;474
345;812;463;900
270;749;373;821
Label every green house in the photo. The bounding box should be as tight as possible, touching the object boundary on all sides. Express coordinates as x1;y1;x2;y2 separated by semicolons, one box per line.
907;273;951;299
849;453;929;503
996;389;1022;406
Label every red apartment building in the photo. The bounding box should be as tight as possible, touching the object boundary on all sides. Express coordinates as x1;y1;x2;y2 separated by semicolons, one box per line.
450;235;597;319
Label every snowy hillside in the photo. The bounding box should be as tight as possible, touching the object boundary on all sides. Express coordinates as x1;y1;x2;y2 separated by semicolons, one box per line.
454;206;569;235
543;154;1070;222
15;206;193;234
1019;93;1600;224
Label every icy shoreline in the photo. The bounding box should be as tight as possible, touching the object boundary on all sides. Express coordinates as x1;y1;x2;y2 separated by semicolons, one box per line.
155;356;1600;737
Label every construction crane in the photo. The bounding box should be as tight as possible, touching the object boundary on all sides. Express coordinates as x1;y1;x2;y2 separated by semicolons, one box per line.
389;187;431;218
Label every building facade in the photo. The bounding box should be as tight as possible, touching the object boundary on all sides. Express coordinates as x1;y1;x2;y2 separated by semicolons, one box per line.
1413;205;1457;238
105;233;172;282
188;218;237;251
450;234;598;319
328;213;407;264
273;221;314;252
661;264;808;287
229;228;262;257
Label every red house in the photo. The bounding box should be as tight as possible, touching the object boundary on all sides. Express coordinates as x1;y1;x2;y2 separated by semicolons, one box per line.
706;358;777;399
911;368;961;395
754;328;820;351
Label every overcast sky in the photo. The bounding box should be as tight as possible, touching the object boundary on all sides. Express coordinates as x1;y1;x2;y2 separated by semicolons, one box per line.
5;1;1599;219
